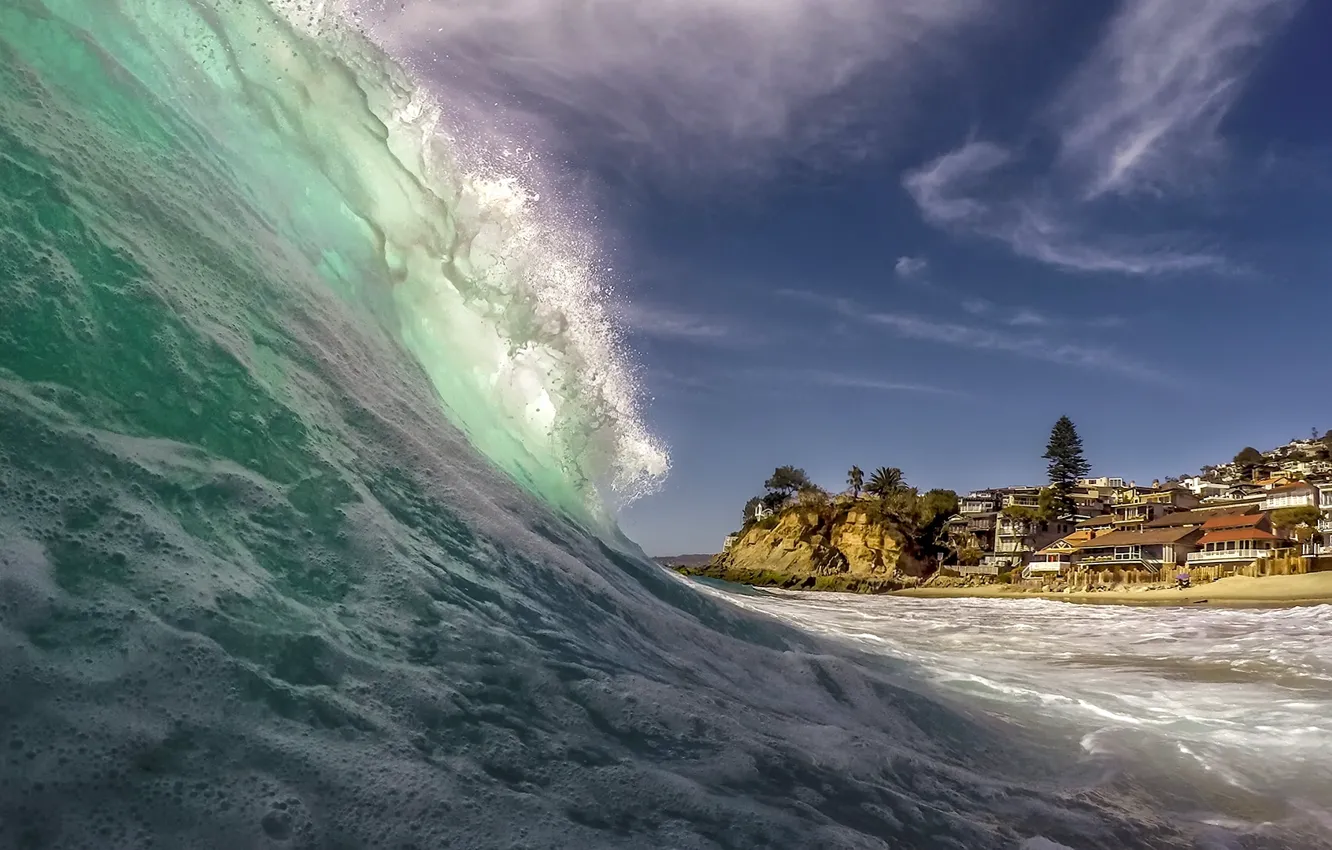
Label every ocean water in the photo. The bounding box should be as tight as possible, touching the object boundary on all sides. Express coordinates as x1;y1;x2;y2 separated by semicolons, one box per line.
0;1;1326;848
699;584;1332;845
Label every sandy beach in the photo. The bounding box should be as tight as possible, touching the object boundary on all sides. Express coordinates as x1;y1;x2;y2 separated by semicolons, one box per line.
892;570;1332;606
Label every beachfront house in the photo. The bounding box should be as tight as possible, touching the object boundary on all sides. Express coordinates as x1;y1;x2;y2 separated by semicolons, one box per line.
1186;513;1291;569
1025;528;1098;577
991;512;1075;569
947;490;1002;554
1073;526;1205;574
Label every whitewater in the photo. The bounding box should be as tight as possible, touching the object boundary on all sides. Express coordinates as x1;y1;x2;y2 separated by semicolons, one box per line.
0;1;1328;848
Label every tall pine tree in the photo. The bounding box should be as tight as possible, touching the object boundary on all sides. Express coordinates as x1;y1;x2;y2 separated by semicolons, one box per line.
1043;416;1091;519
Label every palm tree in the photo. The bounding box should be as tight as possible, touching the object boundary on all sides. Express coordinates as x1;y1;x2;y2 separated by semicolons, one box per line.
866;466;905;498
847;466;864;498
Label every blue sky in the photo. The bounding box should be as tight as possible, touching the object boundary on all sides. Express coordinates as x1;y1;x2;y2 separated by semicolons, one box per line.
372;0;1332;555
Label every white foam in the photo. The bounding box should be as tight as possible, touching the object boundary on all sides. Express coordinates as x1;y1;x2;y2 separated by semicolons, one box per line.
700;585;1332;822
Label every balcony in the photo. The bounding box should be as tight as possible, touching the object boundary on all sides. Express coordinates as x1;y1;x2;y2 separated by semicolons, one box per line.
1186;549;1276;565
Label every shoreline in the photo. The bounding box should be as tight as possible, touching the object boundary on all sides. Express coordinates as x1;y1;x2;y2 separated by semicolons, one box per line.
890;571;1332;606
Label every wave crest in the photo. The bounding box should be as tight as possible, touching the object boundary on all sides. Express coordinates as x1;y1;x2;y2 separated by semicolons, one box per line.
208;0;671;506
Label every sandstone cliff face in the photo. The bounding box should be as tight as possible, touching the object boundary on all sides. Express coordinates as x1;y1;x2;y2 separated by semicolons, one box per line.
690;506;923;592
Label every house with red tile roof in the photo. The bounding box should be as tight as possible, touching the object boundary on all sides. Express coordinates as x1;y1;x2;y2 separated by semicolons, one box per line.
1072;525;1205;574
1185;513;1292;568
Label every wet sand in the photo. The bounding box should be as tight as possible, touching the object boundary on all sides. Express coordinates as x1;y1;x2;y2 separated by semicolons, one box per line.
893;571;1332;606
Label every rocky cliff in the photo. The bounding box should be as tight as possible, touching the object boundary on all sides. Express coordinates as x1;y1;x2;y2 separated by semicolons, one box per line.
679;505;925;593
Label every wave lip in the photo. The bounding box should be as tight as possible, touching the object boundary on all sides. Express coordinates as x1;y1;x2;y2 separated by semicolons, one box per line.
196;0;671;510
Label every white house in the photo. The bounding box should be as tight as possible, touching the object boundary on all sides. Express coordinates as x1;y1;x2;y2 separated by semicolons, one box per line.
1180;476;1228;499
1319;483;1332;534
1264;482;1319;512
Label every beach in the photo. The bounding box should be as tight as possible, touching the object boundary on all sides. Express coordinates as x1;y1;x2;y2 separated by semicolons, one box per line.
892;570;1332;605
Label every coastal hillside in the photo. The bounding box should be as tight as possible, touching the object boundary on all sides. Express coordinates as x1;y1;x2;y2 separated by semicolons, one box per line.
680;490;952;591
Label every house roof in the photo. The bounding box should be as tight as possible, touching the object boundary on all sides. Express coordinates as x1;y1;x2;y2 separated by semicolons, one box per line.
1198;528;1282;545
1037;529;1096;554
1201;512;1267;531
1078;515;1117;528
1143;506;1255;528
1267;482;1315;494
1076;527;1202;549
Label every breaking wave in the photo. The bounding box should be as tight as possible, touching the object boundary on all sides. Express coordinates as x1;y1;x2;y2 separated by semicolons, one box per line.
1;1;1325;848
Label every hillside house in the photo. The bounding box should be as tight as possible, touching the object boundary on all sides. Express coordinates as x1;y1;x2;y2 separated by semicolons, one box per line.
1001;486;1043;510
1319;483;1332;533
1264;482;1319;511
1142;505;1258;531
1181;476;1228;499
1111;486;1201;532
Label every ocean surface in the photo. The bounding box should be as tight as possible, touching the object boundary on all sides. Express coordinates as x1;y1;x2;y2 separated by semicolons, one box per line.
1;1;1328;848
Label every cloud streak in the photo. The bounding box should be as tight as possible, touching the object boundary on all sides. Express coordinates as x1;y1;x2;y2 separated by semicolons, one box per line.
618;302;737;343
359;0;990;179
903;142;1230;275
848;305;1161;382
794;370;965;397
902;0;1301;275
1051;0;1302;200
773;290;1160;382
894;256;928;279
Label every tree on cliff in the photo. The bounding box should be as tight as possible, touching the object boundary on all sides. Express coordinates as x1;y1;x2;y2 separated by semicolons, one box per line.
742;496;764;527
847;466;864;498
764;466;811;501
866;467;905;498
915;489;960;561
1234;446;1265;477
1043;416;1090;519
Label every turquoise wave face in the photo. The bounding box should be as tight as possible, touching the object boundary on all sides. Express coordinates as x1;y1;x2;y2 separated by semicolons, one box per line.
0;0;667;522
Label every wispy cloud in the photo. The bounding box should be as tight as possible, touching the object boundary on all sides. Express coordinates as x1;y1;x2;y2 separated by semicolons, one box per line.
364;0;994;180
961;297;993;316
775;288;1161;381
903;141;1012;228
1007;309;1048;327
903;143;1230;275
794;370;965;397
1051;0;1302;200
894;255;929;279
902;0;1300;275
618;301;735;343
847;305;1161;382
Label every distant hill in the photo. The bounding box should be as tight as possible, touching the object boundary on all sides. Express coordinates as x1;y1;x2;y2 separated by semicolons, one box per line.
652;553;715;568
